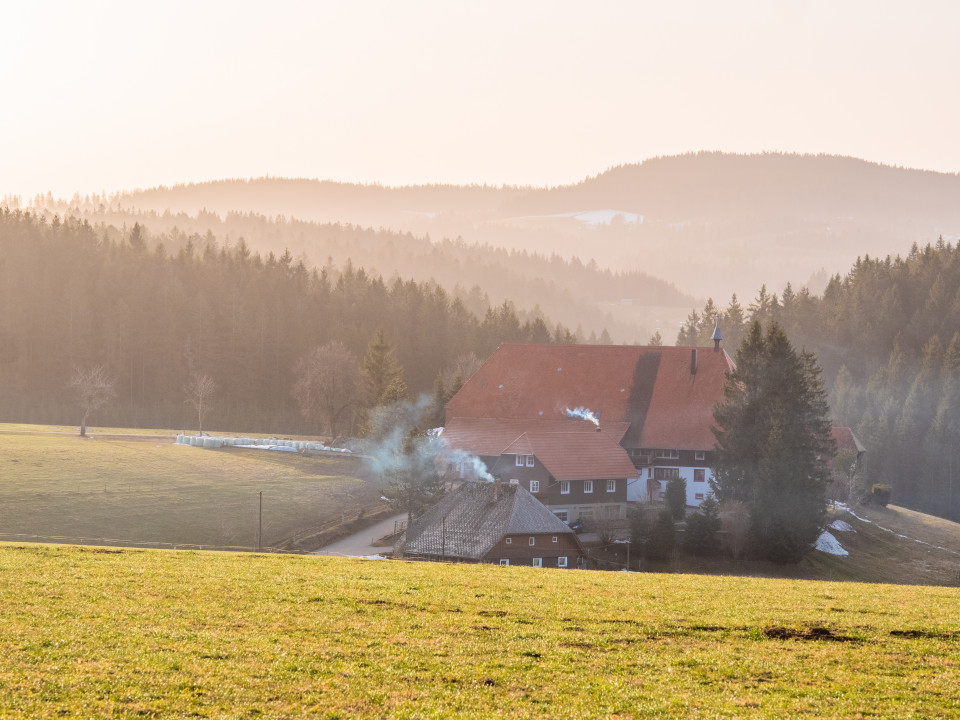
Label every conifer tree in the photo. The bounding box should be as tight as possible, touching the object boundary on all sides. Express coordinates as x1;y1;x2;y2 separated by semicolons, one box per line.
665;476;687;520
712;321;835;562
362;328;408;409
722;293;746;352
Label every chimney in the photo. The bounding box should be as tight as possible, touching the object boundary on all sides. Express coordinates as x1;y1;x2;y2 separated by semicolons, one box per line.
690;348;698;375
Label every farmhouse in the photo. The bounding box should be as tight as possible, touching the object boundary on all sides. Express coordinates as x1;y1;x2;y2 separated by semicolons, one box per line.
441;341;734;522
396;480;585;568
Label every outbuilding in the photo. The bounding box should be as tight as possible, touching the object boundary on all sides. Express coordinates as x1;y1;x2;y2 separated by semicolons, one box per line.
396;480;584;568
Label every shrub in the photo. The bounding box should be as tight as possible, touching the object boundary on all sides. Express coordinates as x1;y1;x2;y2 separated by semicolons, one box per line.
685;496;721;555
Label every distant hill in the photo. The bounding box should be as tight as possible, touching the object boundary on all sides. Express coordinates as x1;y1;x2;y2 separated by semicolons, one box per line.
69;152;960;302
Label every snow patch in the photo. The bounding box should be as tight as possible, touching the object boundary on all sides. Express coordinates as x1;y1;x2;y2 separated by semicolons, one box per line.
829;520;855;532
815;531;848;556
537;209;644;226
833;503;960;555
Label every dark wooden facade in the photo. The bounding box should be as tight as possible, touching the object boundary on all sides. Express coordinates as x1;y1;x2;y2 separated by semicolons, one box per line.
483;532;584;568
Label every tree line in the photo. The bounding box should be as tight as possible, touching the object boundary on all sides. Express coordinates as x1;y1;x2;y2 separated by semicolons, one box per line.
0;209;580;435
676;237;960;522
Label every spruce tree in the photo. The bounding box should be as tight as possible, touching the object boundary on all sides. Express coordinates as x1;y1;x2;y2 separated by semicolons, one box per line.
362;328;408;408
665;476;687;520
711;321;835;562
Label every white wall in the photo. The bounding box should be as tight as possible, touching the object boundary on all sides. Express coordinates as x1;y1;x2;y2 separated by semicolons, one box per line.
628;466;716;507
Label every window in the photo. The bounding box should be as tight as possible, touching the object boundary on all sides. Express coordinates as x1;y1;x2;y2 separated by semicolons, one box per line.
695;451;706;461
694;469;705;483
499;559;509;566
530;480;540;493
583;480;593;494
654;449;680;459
654;467;680;480
525;455;535;467
695;493;704;501
505;537;512;544
553;510;568;522
560;481;570;494
606;479;616;493
552;536;558;543
515;454;524;466
528;536;535;546
532;558;542;568
558;556;568;568
509;478;519;485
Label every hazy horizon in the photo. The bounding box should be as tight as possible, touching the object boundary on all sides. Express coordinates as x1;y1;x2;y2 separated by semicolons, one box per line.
3;0;959;199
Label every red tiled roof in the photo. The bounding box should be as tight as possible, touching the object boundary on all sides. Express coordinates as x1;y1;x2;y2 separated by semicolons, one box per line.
831;427;865;454
446;344;733;450
441;417;630;457
504;431;638;481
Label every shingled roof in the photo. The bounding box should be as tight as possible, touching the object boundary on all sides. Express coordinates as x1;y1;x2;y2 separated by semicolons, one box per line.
445;343;734;451
441;417;631;457
398;481;578;560
498;431;637;481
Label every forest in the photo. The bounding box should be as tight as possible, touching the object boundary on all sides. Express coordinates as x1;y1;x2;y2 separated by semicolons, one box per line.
14;152;958;303
0;209;579;435
678;238;960;522
0;202;693;344
4;203;960;522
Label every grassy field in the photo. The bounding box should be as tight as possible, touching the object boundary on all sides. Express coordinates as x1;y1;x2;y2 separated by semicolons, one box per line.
1;543;958;718
0;424;380;550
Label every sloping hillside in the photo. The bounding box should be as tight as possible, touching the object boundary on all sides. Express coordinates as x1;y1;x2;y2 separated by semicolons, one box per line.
1;543;957;718
803;504;960;586
0;425;380;551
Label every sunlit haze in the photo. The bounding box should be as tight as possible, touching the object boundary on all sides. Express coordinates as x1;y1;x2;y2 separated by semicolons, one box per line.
3;0;959;199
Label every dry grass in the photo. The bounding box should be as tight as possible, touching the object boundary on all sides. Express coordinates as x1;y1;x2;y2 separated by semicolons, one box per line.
1;543;958;718
0;424;379;550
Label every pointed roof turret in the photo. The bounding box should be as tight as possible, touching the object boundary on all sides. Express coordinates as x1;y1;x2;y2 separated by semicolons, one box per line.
712;317;723;352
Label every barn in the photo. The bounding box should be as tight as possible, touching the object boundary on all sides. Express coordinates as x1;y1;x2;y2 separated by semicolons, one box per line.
396;480;585;568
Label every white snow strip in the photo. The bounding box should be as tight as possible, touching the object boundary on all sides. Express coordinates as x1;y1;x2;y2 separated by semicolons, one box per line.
537;209;644;225
815;531;848;556
832;503;960;556
829;520;855;532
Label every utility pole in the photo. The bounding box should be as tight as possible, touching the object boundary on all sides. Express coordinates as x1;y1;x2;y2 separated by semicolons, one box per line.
258;491;262;553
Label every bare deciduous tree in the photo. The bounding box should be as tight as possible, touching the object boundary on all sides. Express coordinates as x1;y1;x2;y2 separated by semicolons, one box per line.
70;365;115;437
185;371;216;435
294;341;361;438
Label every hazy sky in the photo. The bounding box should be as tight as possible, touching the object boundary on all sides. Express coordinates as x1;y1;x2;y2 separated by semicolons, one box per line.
3;0;958;199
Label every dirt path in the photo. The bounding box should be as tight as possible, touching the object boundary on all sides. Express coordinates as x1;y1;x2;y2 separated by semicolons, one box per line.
312;513;408;558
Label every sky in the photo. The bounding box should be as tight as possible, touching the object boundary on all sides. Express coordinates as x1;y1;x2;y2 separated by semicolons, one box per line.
2;0;959;199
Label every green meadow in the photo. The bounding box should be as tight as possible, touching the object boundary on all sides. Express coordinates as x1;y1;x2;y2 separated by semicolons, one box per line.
0;425;379;550
1;543;958;719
